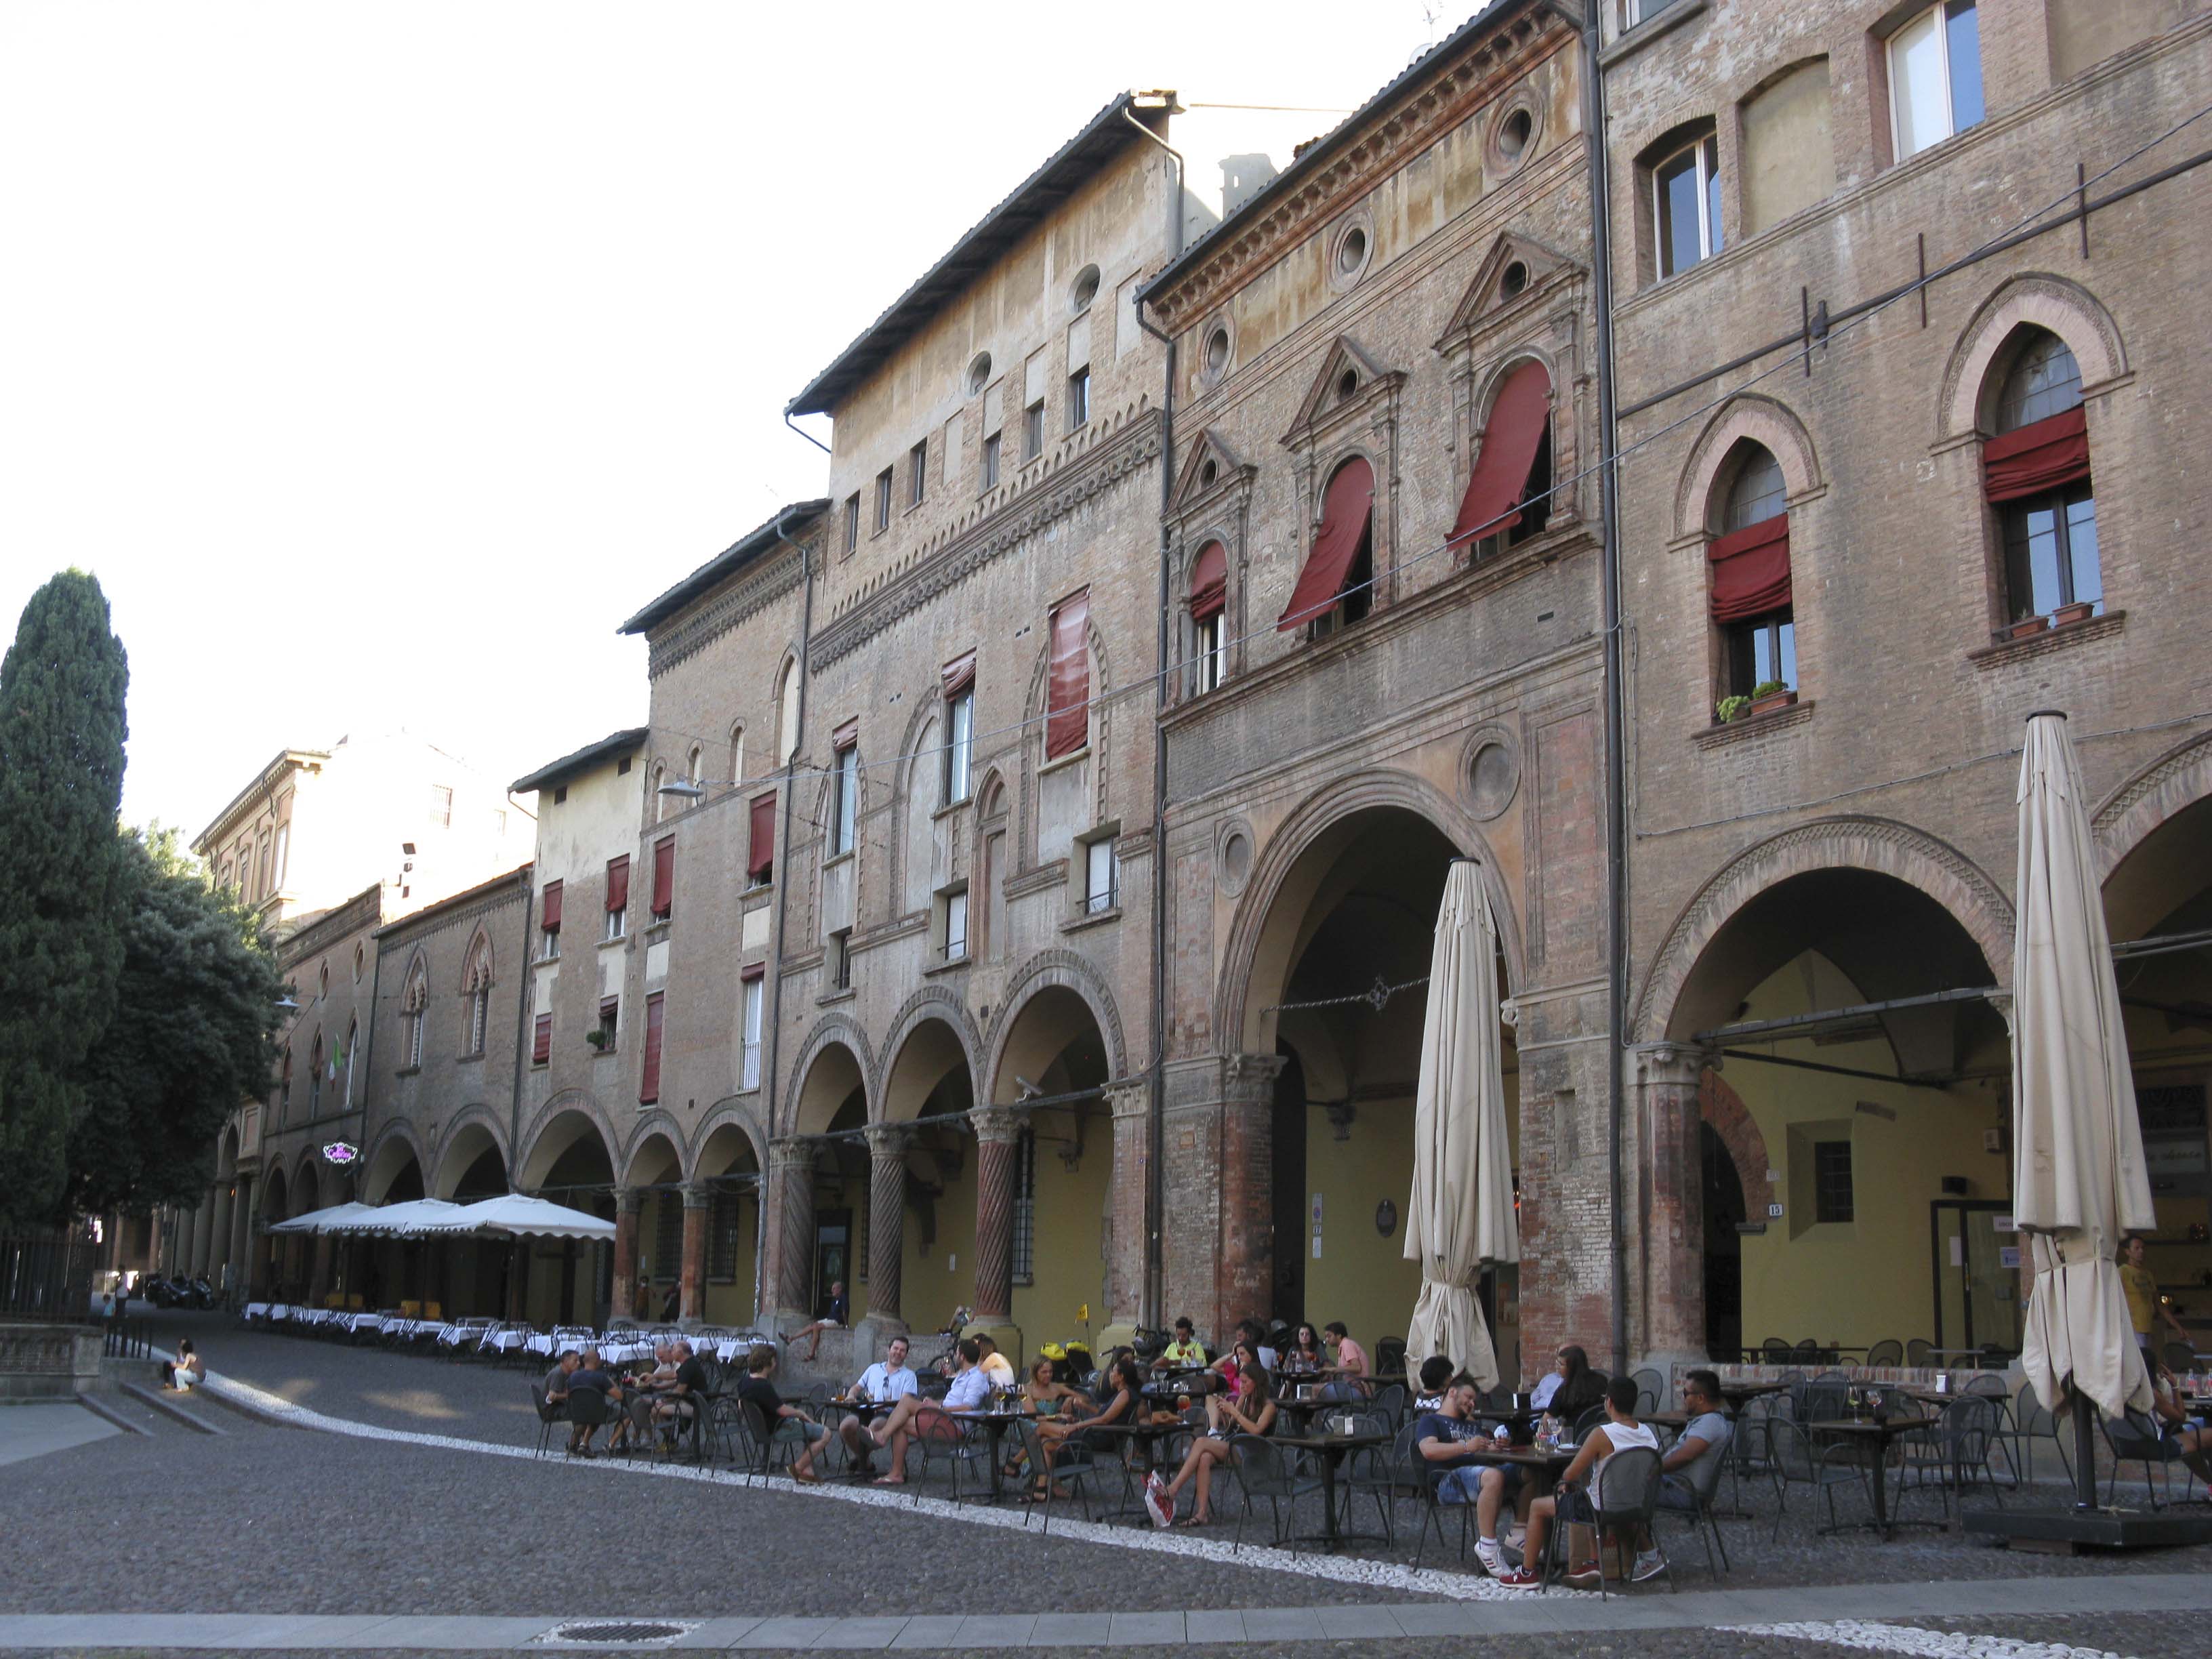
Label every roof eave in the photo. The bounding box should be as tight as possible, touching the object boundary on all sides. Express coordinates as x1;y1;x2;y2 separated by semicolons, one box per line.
616;501;830;638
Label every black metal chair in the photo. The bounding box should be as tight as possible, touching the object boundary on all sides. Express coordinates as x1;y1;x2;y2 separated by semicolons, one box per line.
1767;1418;1870;1538
1230;1434;1322;1552
1539;1446;1669;1598
562;1385;609;1457
2102;1407;2188;1509
1011;1418;1124;1534
1864;1339;1904;1368
529;1381;563;1458
1368;1382;1409;1430
1658;1431;1732;1580
1330;1412;1402;1547
1631;1367;1666;1416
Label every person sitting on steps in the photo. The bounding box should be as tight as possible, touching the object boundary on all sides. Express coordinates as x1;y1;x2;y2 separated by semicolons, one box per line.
784;1282;847;1364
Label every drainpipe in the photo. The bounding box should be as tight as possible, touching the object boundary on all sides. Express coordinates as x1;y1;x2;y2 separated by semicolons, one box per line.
1123;101;1183;1333
506;866;535;1196
760;505;817;1327
1563;0;1633;1376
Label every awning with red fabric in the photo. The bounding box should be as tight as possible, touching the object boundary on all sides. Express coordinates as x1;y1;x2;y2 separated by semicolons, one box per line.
650;836;674;918
539;879;563;933
1189;541;1227;621
1984;405;2089;504
640;993;664;1105
941;651;977;698
1046;590;1090;760
1707;513;1793;623
1277;457;1375;630
747;794;776;879
605;855;630;913
1447;361;1551;547
740;962;765;982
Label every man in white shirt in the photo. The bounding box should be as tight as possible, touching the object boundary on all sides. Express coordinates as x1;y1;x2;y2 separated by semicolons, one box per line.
838;1335;918;1474
861;1340;989;1486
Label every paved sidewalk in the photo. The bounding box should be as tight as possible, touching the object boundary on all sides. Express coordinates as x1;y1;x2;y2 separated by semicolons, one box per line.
0;1399;119;1467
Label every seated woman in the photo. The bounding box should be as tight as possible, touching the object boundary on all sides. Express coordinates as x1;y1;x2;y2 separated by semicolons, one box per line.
1023;1355;1086;1418
1282;1323;1325;1378
161;1339;207;1392
1146;1340;1277;1527
1036;1355;1149;1494
2151;1362;2212;1482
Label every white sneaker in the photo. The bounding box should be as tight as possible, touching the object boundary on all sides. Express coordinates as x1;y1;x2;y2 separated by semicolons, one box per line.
1633;1549;1666;1582
1473;1536;1505;1577
1144;1471;1172;1528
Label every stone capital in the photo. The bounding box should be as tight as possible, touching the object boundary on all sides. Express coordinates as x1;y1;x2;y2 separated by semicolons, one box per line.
769;1136;817;1175
1632;1042;1709;1084
615;1185;646;1215
682;1182;711;1211
1105;1081;1151;1122
1221;1051;1287;1103
863;1122;914;1159
1984;990;2015;1036
969;1105;1023;1145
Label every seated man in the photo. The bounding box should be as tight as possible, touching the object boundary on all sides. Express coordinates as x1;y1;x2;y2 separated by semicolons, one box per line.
1410;1355;1456;1413
1153;1317;1207;1374
1319;1321;1371;1402
837;1334;918;1473
1495;1374;1658;1589
861;1339;992;1486
161;1339;207;1393
652;1340;713;1448
565;1349;623;1457
1656;1370;1733;1511
541;1349;581;1415
1413;1373;1492;1513
2151;1362;2212;1482
734;1344;829;1483
784;1282;848;1364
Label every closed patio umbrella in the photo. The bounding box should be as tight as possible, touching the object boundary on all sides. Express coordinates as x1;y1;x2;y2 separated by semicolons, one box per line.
1403;859;1518;1391
2011;710;2155;1503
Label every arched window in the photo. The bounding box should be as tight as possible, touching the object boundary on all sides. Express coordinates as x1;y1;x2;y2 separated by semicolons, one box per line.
462;939;493;1057
1189;541;1227;694
1280;456;1374;637
317;962;329;1001
729;724;746;783
1708;441;1796;705
308;1032;324;1117
777;657;800;762
652;761;669;823
687;745;703;787
1986;329;2097;627
402;964;428;1069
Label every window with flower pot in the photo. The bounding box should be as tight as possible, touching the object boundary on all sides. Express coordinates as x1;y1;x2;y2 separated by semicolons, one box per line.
1188;540;1227;694
1986;329;2097;632
1709;443;1796;716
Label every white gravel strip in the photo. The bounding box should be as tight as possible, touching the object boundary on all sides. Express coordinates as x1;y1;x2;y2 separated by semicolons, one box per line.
182;1356;1511;1604
1723;1622;2134;1659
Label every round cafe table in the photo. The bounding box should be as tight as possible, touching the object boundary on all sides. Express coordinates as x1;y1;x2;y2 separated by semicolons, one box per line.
1273;1429;1389;1552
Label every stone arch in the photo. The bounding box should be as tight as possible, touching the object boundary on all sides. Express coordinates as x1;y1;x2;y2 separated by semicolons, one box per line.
1631;815;2014;1044
1938;272;2127;441
1673;393;1822;540
514;1090;616;1189
985;950;1131;1101
1699;1067;1773;1216
1216;768;1525;1056
2094;724;2212;878
432;1105;511;1199
878;987;986;1123
362;1117;430;1204
691;1097;769;1174
290;1149;326;1211
218;1124;240;1181
261;1162;289;1219
786;1014;875;1137
621;1112;690;1186
1471;345;1561;430
517;1103;616;1193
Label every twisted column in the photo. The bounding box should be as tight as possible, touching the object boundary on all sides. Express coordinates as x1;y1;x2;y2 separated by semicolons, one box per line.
863;1124;912;1328
970;1107;1022;1324
768;1138;817;1319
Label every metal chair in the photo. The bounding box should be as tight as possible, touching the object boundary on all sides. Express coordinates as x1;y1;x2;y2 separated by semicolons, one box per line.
529;1380;562;1458
1864;1340;1903;1368
2102;1407;2188;1509
1999;1381;2059;1486
1011;1418;1123;1534
1658;1431;1732;1580
562;1385;609;1457
1376;1336;1408;1378
914;1406;991;1507
1904;1338;1933;1368
1631;1367;1666;1416
1896;1396;2005;1517
1760;1336;1793;1364
1572;1404;1607;1441
1368;1382;1408;1430
1538;1446;1669;1598
1332;1412;1401;1546
1767;1419;1870;1538
1230;1435;1323;1552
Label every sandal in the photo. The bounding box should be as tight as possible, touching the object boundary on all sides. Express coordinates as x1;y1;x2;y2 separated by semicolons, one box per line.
790;1468;821;1485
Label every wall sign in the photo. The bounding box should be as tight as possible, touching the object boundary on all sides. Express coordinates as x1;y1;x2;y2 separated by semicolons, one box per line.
322;1141;359;1166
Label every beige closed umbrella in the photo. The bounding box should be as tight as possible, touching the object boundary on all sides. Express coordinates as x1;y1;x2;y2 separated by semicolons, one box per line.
1404;859;1518;1391
2011;710;2155;1469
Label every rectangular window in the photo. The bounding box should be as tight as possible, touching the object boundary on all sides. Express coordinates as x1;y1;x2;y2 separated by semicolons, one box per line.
1654;134;1722;278
1044;590;1090;760
909;439;927;507
1193;615;1224;694
1813;1140;1854;1223
981;431;1001;490
741;970;764;1090
747;792;776;886
1010;1128;1036;1284
428;784;453;828
945;689;973;805
874;468;893;533
1066;369;1090;431
272;823;289;890
597;996;619;1050
830;741;858;858
1023;398;1044;459
650;835;675;920
653;1191;682;1282
943;888;969;961
531;1012;551;1067
830;928;853;993
843;492;860;556
1084;837;1118;916
708;1189;742;1282
539;878;563;959
2002;486;2100;622
640;991;665;1105
1727;613;1798;697
605;855;629;941
1890;1;1984;161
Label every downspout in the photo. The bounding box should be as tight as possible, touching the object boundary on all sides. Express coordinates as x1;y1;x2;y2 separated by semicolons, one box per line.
507;867;535;1195
1123;102;1183;1334
760;504;817;1326
1563;0;1633;1376
360;909;386;1189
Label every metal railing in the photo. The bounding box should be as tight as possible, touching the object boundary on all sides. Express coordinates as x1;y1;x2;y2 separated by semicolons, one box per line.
1;1234;97;1324
102;1317;152;1359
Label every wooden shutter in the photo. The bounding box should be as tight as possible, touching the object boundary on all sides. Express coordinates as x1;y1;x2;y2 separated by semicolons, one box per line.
1045;591;1090;760
748;793;776;880
651;836;675;918
540;879;562;933
640;992;665;1105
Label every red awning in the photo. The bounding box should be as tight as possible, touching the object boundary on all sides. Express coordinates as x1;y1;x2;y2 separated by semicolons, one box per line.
540;879;563;933
747;794;776;879
1708;513;1793;623
1448;361;1552;547
1189;541;1227;621
605;855;630;913
651;837;674;918
941;651;976;698
531;1015;551;1065
740;962;765;982
1046;591;1090;759
640;994;664;1105
1277;457;1374;630
1984;405;2089;504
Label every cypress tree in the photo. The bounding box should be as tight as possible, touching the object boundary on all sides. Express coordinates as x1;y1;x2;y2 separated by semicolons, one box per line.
0;570;130;1228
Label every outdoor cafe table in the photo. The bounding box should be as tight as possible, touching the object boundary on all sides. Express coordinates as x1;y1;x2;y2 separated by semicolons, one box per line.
1805;1416;1935;1540
950;1406;1041;1501
1715;1380;1785;1412
1089;1418;1189;1525
1273;1429;1389;1553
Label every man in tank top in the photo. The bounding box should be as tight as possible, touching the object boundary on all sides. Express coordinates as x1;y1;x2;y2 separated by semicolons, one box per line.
1492;1372;1658;1589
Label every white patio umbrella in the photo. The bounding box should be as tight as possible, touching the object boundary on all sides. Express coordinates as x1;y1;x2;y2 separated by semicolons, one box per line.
2011;711;2156;1481
1403;859;1519;1391
267;1201;379;1234
416;1193;614;1240
344;1197;465;1235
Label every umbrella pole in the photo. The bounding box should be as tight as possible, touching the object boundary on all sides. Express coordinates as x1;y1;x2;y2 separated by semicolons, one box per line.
2071;1399;2098;1511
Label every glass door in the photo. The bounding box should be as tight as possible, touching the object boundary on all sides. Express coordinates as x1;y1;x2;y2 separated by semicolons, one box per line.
1930;1199;2020;1356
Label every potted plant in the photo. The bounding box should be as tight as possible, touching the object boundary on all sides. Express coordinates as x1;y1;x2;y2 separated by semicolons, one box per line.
585;1028;611;1053
2007;614;2050;640
2052;600;2094;628
1747;680;1796;716
1714;694;1750;724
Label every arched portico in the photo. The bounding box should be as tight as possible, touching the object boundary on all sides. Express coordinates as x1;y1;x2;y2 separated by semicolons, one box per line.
694;1108;766;1327
619;1124;686;1322
874;1005;981;1336
767;1035;871;1325
517;1107;617;1325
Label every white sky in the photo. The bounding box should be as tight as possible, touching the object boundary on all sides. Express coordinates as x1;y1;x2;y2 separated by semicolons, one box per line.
1;1;1446;840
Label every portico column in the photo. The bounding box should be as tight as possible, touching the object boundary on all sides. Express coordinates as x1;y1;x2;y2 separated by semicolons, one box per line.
234;1178;257;1296
1218;1054;1284;1336
191;1189;216;1277
1099;1082;1150;1349
768;1138;817;1322
862;1124;912;1333
969;1106;1021;1332
680;1183;708;1325
310;1233;335;1306
1635;1043;1709;1366
611;1187;642;1316
210;1182;234;1293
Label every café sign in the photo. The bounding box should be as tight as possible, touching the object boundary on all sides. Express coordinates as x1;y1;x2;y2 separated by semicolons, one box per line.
321;1141;360;1166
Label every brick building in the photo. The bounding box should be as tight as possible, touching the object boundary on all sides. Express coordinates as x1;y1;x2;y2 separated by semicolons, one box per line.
1602;0;2212;1361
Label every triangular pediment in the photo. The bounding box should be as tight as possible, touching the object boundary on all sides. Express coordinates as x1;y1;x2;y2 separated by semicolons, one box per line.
1437;232;1581;349
1170;427;1253;514
1282;335;1404;447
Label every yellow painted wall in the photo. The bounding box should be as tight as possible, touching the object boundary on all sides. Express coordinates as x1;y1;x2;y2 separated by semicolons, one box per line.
1009;1111;1111;1367
700;1193;760;1328
899;1142;977;1340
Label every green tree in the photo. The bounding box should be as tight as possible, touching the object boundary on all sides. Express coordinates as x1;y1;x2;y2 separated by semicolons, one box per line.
0;571;129;1228
63;827;282;1219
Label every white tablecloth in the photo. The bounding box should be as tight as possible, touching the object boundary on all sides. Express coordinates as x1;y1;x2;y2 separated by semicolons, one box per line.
244;1302;270;1319
484;1329;529;1353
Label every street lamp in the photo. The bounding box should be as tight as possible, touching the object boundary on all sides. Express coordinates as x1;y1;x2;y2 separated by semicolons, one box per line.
657;779;706;802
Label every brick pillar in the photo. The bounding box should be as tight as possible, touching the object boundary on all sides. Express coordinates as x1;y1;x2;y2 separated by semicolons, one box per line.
611;1187;641;1318
969;1107;1021;1324
190;1189;216;1277
310;1233;335;1306
1101;1082;1150;1343
680;1184;708;1325
1218;1053;1284;1336
768;1138;817;1321
1637;1043;1708;1366
209;1182;234;1294
863;1124;912;1330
